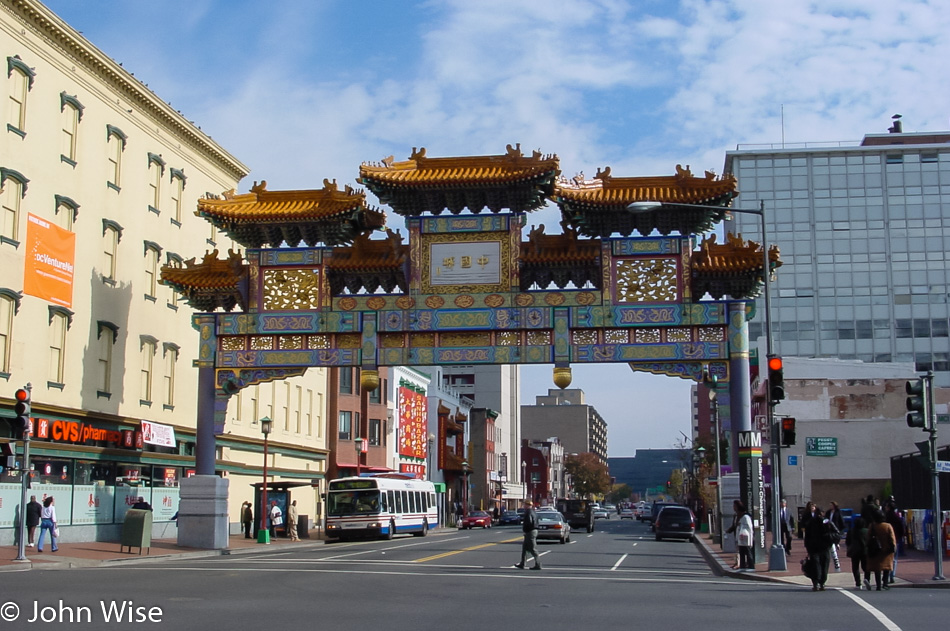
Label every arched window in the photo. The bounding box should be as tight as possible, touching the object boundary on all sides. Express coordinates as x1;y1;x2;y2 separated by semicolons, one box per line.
60;93;84;164
1;167;29;244
106;125;127;190
6;55;35;135
101;219;123;283
48;306;73;386
148;153;165;213
0;289;21;375
163;342;179;409
170;168;186;225
54;194;80;231
144;240;162;299
96;321;118;396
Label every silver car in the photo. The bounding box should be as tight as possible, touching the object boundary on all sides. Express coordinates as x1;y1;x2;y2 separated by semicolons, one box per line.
536;511;571;544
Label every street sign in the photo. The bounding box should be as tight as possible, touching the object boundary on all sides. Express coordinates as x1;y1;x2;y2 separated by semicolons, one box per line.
935;460;950;473
788;455;798;466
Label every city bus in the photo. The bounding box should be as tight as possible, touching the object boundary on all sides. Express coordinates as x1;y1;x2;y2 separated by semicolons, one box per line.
325;475;437;540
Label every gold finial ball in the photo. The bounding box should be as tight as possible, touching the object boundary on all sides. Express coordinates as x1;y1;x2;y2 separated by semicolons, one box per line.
553;366;572;389
360;369;380;392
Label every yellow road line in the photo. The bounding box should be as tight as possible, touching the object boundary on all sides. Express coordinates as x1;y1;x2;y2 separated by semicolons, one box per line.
414;536;522;563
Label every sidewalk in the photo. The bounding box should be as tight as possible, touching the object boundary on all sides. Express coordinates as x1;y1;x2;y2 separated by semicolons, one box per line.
0;532;327;572
695;531;950;589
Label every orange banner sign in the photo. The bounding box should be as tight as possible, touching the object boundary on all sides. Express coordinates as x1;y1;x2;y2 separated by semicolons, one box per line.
23;213;76;307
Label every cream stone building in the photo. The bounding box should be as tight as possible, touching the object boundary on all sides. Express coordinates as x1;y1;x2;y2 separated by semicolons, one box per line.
0;0;328;544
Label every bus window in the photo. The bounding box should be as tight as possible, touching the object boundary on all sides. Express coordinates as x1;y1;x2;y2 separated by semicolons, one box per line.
410;492;418;513
388;490;395;513
429;492;436;509
394;490;403;514
379;492;388;512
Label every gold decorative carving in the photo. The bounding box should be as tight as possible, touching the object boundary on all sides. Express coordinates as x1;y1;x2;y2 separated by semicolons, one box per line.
440;332;491;347
484;294;505;308
544;293;565;306
367;297;386;310
572;330;597;345
420;231;511;294
636;329;661;344
497;331;520;346
307;335;330;349
553;366;573;389
698;327;724;342
605;329;628;344
338;297;357;311
250;336;274;350
263;268;321;310
395;296;415;310
337;334;361;349
454;295;475;308
278;335;304;350
380;334;405;348
425;296;445;309
667;328;692;342
410;333;436;347
576;292;596;305
527;331;551;346
615;258;678;303
515;293;535;307
221;337;245;351
360;369;380;392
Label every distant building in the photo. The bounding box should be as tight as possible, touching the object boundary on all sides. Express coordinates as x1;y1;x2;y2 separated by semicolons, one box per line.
521;388;608;464
608;449;684;500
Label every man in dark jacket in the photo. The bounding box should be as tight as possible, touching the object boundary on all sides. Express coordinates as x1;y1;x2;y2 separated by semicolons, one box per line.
514;500;541;570
26;495;42;547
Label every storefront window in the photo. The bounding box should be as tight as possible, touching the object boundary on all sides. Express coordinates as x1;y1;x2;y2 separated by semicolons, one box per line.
29;459;74;526
149;466;181;522
72;460;115;525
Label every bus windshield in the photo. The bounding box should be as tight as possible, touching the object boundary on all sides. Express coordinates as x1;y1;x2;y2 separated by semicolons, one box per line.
327;490;382;516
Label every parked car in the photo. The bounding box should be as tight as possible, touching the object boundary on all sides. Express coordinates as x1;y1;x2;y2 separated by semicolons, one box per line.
458;510;493;529
499;510;522;525
619;507;635;519
536;511;571;544
654;505;697;542
593;505;610;520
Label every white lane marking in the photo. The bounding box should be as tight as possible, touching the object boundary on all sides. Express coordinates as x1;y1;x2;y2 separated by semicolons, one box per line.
611;554;628;571
837;589;903;631
632;543;638;547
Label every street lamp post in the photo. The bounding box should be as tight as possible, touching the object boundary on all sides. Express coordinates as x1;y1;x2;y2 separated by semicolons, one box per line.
355;436;363;478
427;433;435;481
709;384;724;544
461;459;470;519
628;199;785;571
257;416;273;544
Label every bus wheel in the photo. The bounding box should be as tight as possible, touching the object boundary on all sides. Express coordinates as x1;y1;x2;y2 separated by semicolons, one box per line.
386;520;396;540
414;519;428;537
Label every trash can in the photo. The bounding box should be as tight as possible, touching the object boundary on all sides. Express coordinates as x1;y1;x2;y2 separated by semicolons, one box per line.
298;515;310;539
121;509;153;555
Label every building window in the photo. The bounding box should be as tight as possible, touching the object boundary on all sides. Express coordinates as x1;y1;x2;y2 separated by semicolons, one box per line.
54;195;79;231
140;335;157;404
147;153;165;213
106;125;127;190
369;418;382;446
294;385;302;434
340;368;353;394
369;382;381;403
0;290;20;374
6;56;35;135
170;172;184;225
250;385;259;424
48;309;71;386
163;342;179;409
306;389;313;436
60;93;83;164
283;382;291;431
96;321;118;395
339;410;352;440
143;241;162;300
101;220;122;283
1;168;28;245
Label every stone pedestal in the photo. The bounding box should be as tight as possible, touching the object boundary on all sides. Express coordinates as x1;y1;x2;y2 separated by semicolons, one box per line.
177;475;230;550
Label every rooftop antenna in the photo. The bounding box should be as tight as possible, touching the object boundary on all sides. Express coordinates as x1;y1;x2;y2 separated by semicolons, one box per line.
888;114;903;134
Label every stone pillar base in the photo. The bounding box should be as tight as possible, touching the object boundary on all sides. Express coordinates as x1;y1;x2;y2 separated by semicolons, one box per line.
177;475;230;550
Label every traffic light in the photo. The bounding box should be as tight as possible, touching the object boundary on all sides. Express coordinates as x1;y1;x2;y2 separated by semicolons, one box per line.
905;378;929;429
767;355;785;404
780;417;796;447
12;388;30;440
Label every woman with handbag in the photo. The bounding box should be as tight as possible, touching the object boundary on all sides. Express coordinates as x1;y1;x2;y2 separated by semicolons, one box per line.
846;516;871;590
803;502;830;591
734;501;755;571
36;496;59;553
867;509;896;590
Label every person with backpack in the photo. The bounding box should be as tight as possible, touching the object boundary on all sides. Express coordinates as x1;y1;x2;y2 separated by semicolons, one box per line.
825;501;845;571
867;509;896;590
803;502;833;591
846;515;871;590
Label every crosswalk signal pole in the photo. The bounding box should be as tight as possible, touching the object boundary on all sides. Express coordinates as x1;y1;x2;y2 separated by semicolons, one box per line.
923;373;944;581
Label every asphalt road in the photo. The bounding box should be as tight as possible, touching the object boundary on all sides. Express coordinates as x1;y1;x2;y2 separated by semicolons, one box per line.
0;517;945;630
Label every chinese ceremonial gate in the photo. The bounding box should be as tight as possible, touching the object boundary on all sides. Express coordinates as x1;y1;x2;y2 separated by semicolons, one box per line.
162;146;780;548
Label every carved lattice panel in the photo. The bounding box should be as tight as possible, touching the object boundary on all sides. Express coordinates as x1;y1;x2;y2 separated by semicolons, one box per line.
635;329;661;344
605;329;629;344
221;337;245;351
307;335;330;349
572;330;597;345
278;335;304;350
614;258;678;303
667;328;692;342
250;336;274;350
527;331;551;346
263;268;321;310
497;331;520;346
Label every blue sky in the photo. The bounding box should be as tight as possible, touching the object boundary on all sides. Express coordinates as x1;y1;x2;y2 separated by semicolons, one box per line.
41;0;950;455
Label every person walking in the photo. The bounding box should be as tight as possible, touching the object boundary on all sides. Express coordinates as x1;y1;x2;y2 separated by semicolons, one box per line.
779;498;794;556
733;501;755;571
846;515;871;590
884;500;904;582
26;495;42;547
241;501;254;539
803;501;831;591
287;500;300;541
269;500;283;539
825;501;845;571
514;500;541;570
36;496;59;553
867;509;896;591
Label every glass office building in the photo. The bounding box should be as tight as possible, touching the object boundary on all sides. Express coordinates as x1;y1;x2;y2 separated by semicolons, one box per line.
724;129;950;386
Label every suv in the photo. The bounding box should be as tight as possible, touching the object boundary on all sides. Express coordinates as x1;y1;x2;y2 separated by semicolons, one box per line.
654;505;697;542
649;502;684;531
555;499;595;533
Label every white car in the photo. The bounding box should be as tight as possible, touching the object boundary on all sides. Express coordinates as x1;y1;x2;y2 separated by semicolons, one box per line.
592;506;610;519
619;507;635;519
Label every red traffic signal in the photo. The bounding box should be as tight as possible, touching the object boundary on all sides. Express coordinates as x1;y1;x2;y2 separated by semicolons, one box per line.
767;355;785;403
767;356;783;372
12;388;31;440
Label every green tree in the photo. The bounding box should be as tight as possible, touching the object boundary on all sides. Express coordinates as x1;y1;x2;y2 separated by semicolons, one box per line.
565;452;611;497
608;483;633;504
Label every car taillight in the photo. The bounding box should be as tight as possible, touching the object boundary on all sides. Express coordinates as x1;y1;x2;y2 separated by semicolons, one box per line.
551;524;562;529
